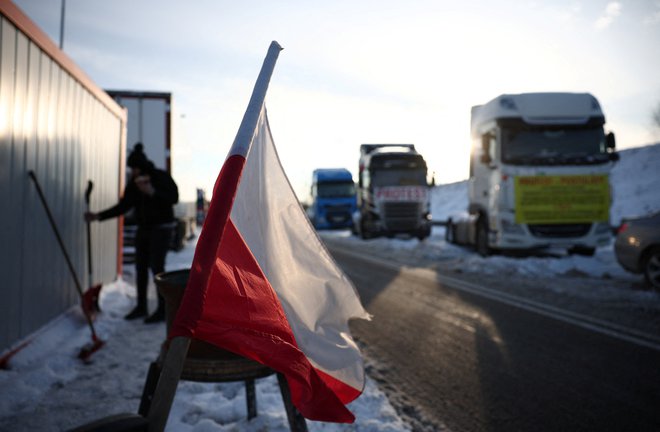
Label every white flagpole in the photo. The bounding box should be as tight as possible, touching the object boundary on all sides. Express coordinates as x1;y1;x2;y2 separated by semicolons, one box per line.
229;41;283;158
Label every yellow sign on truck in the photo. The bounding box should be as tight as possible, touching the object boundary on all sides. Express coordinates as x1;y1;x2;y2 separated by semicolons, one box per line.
514;175;610;224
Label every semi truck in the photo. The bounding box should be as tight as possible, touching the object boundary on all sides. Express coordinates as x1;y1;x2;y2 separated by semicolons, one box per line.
446;92;618;256
353;144;432;240
308;168;357;229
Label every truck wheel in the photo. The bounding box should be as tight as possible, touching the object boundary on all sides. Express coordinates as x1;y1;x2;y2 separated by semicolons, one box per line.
416;230;429;241
642;247;660;291
360;220;372;240
445;219;454;243
475;218;490;257
568;246;596;256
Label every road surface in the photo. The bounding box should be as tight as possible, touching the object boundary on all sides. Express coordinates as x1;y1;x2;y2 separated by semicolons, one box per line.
327;244;660;432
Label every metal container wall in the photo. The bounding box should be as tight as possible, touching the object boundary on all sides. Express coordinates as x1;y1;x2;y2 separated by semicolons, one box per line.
0;4;127;353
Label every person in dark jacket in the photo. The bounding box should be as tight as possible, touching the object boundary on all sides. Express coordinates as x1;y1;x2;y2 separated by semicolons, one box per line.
86;143;179;323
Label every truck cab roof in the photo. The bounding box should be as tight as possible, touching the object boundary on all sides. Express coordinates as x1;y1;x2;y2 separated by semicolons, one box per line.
360;144;416;156
471;92;605;137
312;168;353;182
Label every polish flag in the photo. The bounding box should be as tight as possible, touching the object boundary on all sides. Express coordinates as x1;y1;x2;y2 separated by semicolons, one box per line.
170;42;370;423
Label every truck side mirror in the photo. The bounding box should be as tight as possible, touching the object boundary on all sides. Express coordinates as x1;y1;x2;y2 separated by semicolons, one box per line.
428;171;436;187
480;134;492;164
605;132;618;161
606;132;615;150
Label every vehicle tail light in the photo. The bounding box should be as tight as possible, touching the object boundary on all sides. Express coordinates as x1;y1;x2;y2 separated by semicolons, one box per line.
616;222;629;234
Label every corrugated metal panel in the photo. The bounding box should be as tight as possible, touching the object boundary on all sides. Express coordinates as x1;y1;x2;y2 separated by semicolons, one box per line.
0;14;20;349
0;7;126;353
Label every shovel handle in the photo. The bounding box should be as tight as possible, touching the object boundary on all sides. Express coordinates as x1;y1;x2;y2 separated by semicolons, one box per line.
28;171;99;339
84;180;93;205
85;180;93;277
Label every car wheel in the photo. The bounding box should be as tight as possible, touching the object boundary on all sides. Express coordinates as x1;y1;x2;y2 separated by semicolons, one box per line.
642;247;660;291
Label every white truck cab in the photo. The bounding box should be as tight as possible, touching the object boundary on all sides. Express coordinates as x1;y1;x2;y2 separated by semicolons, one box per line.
450;93;617;256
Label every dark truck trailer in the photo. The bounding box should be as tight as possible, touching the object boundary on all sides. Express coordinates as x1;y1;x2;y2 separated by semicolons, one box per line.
354;144;432;240
105;90;193;253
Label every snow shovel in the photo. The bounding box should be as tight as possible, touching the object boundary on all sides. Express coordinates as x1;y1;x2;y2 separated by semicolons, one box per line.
27;171;105;361
83;180;102;316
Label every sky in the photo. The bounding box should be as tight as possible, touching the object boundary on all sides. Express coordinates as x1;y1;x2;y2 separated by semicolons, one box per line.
11;0;660;202
2;143;659;431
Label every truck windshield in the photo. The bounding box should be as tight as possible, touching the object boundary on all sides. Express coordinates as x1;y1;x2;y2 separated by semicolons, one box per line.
502;126;608;165
317;182;356;198
371;169;427;187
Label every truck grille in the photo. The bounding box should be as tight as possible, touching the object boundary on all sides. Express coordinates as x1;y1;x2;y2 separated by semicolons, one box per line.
324;204;352;224
382;202;421;231
528;224;591;238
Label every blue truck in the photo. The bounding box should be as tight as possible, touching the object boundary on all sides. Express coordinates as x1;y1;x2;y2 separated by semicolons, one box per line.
308;168;357;229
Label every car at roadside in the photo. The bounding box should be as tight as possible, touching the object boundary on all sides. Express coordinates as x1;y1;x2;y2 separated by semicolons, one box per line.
614;211;660;290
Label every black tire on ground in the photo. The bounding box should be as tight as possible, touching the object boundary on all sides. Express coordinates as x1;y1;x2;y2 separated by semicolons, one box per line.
568;246;596;256
445;219;454;243
475;217;490;257
642;246;660;291
360;219;372;240
417;229;430;241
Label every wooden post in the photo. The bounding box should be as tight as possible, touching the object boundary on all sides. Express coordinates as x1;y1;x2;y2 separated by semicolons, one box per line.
245;379;257;419
277;373;308;432
146;337;190;432
138;362;161;416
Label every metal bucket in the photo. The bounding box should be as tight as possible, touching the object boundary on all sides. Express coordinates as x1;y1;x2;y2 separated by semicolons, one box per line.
154;268;274;382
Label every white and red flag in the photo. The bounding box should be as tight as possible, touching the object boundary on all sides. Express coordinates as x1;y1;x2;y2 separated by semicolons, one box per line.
169;41;370;423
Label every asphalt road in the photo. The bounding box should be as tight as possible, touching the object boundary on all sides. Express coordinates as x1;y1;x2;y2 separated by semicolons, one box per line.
327;244;660;432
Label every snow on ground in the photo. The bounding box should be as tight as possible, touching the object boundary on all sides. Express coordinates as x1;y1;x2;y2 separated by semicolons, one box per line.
1;143;659;431
0;233;409;431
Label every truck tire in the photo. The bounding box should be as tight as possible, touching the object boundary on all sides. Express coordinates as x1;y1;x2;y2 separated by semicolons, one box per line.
445;219;454;243
568;246;596;256
642;247;660;291
475;217;490;257
360;219;372;240
417;227;431;241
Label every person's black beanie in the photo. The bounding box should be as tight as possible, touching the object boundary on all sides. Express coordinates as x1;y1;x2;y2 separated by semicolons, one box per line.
127;143;149;169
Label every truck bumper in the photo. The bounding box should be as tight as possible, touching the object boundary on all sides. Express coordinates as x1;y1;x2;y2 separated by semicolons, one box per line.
314;214;354;230
491;220;612;250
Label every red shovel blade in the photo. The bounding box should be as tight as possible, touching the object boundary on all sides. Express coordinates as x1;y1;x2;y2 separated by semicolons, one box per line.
82;284;102;319
0;340;31;370
78;334;105;362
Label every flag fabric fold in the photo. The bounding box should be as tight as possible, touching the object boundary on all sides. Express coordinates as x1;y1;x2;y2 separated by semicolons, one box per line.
169;41;370;423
